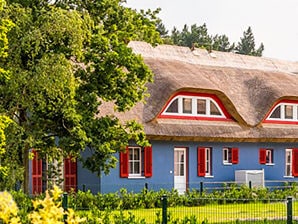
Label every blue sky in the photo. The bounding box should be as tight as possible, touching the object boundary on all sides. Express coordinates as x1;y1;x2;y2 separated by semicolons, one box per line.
125;0;298;61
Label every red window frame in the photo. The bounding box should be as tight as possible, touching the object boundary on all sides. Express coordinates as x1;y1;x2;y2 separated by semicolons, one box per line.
120;146;152;178
64;157;77;192
292;148;298;177
259;148;267;164
32;150;43;194
259;148;274;164
231;148;239;164
197;147;206;176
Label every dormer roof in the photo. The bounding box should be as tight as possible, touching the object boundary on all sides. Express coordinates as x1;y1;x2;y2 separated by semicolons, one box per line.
99;41;298;142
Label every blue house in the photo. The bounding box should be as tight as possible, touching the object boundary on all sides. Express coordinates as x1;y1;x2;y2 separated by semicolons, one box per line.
30;41;298;194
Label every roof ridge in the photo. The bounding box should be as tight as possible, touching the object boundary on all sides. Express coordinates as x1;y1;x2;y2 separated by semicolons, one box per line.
128;41;298;74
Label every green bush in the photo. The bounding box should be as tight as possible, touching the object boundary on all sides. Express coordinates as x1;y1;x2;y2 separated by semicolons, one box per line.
6;184;298;223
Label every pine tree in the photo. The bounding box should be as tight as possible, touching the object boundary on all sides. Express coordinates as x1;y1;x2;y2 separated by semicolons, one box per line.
235;26;264;56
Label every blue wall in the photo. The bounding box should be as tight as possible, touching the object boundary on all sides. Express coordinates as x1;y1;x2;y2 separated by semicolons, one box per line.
96;140;298;193
77;149;101;194
28;141;298;194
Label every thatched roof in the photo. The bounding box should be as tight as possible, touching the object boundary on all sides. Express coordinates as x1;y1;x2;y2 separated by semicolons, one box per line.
100;41;298;142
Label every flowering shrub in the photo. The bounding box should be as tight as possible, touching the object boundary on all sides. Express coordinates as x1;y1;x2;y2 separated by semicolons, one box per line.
0;191;21;223
0;186;85;224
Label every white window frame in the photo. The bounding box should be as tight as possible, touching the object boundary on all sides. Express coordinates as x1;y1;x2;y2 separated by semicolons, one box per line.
265;149;274;165
205;148;212;176
163;95;226;118
285;149;293;177
128;146;142;177
223;148;232;165
267;103;298;121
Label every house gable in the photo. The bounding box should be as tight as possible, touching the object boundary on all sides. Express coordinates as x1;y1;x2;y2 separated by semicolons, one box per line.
158;92;232;121
264;99;298;124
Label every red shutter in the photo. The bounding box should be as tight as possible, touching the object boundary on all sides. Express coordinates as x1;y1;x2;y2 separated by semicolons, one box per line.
32;150;42;194
231;148;239;164
292;149;298;177
64;157;77;192
198;147;206;177
259;148;266;164
120;147;129;178
144;146;152;177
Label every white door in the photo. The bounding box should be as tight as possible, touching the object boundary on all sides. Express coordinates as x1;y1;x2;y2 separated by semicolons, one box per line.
174;148;186;194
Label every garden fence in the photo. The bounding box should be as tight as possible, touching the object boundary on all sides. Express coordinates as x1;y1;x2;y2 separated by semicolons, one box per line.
63;194;298;223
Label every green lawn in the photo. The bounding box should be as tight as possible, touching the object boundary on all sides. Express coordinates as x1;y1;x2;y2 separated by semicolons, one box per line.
121;201;298;223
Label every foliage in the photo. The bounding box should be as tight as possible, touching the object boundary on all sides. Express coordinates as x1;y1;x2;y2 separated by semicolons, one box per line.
0;191;21;223
163;22;263;56
0;0;161;192
0;186;85;224
171;24;212;50
48;184;298;211
0;0;14;80
0;0;14;189
5;184;298;223
235;26;264;56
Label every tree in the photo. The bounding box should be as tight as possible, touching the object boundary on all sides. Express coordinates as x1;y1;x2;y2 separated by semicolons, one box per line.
235;26;264;56
0;0;15;189
169;23;235;52
211;34;235;52
171;23;212;49
0;0;161;192
168;23;264;57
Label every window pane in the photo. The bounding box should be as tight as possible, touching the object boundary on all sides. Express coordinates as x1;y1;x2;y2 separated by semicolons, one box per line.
134;149;140;160
166;98;178;113
266;149;273;163
180;163;184;176
129;150;133;160
129;162;133;173
183;98;192;114
174;163;179;176
287;151;291;163
270;105;281;118
180;153;184;163
286;165;291;176
210;101;222;115
133;162;140;173
223;149;228;161
285;105;293;119
197;99;206;114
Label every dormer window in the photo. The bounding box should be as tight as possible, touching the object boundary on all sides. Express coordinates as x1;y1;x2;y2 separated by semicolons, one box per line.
160;92;230;120
266;101;298;122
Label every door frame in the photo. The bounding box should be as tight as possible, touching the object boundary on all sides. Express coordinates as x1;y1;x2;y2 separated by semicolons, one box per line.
173;147;189;194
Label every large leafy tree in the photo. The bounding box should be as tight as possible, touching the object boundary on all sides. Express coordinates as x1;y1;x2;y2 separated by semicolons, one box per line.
0;0;14;189
0;0;161;192
235;26;264;56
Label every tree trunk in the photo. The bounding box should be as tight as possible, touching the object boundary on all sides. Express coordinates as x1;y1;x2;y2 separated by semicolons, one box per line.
23;148;29;194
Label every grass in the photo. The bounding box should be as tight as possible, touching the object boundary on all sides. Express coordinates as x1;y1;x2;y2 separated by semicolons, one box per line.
75;200;298;223
120;201;298;223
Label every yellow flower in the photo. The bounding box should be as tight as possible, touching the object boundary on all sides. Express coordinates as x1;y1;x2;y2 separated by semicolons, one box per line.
0;191;20;223
66;209;86;224
52;185;63;201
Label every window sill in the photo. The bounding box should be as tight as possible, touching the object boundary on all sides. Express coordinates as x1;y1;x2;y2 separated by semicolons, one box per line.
204;175;214;178
283;176;294;178
265;163;275;166
128;176;146;179
223;162;232;166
